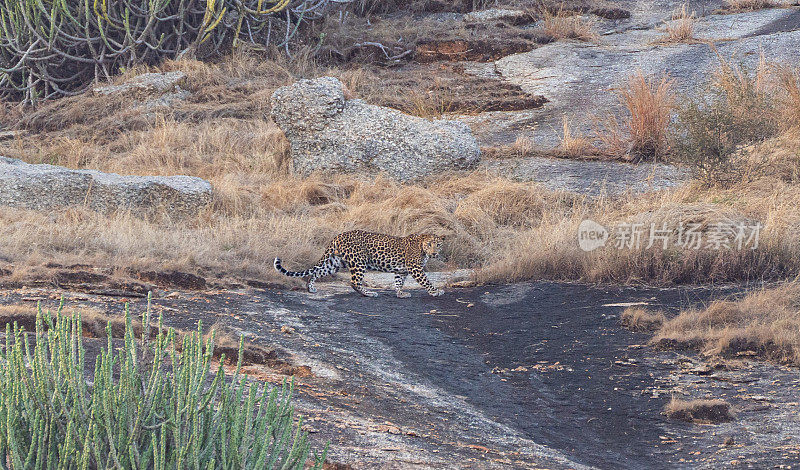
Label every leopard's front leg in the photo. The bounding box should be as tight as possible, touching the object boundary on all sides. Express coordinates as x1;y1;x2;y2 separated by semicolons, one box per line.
395;274;410;298
410;267;442;297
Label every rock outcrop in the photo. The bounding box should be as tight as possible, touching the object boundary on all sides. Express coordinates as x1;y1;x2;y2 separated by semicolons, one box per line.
463;8;532;25
0;157;212;216
270;77;481;182
93;71;190;110
487;8;800;148
93;71;186;95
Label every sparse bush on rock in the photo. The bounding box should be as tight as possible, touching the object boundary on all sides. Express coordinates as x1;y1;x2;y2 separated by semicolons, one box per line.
664;398;734;424
672;59;780;185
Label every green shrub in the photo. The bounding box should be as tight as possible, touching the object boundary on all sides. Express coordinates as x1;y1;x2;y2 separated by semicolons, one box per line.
672;61;779;185
0;300;325;469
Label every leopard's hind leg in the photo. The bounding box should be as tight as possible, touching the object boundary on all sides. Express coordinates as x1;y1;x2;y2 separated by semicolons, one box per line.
349;263;378;297
307;253;343;293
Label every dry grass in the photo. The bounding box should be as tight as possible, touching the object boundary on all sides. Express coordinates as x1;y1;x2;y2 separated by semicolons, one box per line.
509;135;535;157
652;283;800;365
481;136;543;159
597;71;675;161
2;54;800;289
713;53;773;120
3;159;799;288
775;65;800;129
722;0;775;11
657;4;697;44
744;130;800;183
555;116;597;158
620;306;667;331
672;56;800;185
539;9;598;42
664;398;734;424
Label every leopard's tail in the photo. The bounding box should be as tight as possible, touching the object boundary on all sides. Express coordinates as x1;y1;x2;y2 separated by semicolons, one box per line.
274;258;312;278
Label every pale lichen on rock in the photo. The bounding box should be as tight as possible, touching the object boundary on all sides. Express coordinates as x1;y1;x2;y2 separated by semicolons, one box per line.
0;157;212;216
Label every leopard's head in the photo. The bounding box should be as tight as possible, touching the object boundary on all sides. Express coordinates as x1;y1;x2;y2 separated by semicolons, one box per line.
420;234;445;259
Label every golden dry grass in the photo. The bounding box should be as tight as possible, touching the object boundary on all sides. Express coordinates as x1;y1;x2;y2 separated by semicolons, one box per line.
652;283;800;365
481;136;541;159
555;116;597;158
775;65;800;129
2;55;800;289
658;4;697;44
597;71;675;161
539;9;598;42
664;398;733;424
722;0;774;11
620;306;667;331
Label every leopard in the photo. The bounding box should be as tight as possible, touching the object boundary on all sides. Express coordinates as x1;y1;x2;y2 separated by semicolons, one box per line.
274;230;445;298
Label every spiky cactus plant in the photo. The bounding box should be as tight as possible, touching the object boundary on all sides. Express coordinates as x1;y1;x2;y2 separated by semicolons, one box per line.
0;299;325;468
0;0;347;103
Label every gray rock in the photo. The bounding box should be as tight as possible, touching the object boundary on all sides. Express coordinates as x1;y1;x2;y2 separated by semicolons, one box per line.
0;157;212;216
464;8;531;25
466;7;800;148
93;71;186;95
270;77;481;182
482;155;689;196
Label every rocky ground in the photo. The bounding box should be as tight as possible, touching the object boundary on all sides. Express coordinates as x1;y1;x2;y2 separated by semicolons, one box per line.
459;1;800;148
1;274;799;469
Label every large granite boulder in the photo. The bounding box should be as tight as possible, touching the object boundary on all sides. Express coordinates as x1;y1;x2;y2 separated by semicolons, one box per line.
270;77;481;182
0;157;212;216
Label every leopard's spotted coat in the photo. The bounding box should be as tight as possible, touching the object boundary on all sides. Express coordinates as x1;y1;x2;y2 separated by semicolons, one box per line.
274;230;444;298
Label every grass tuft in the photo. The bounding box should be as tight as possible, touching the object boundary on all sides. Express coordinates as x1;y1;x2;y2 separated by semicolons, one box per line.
664;398;734;424
620;306;668;331
596;71;675;161
722;0;775;12
658;4;697;43
555;116;597;158
539;8;598;42
652;283;800;365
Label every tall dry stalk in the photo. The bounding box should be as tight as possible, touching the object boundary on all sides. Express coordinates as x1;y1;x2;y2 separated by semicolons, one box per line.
659;3;696;43
556;115;596;158
775;65;800;130
539;8;598;42
598;71;675;161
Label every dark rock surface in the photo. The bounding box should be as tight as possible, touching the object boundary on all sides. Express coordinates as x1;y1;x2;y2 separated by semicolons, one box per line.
3;279;798;468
